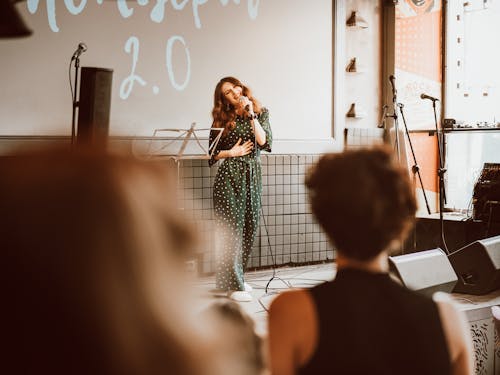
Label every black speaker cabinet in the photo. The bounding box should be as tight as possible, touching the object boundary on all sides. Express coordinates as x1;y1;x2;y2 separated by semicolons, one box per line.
77;67;113;147
389;248;457;297
449;235;500;295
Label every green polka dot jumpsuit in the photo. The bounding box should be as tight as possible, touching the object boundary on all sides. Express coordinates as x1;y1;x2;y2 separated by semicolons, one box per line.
209;108;272;291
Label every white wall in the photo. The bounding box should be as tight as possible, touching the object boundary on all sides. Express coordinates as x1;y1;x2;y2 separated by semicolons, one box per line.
1;0;338;154
344;0;382;130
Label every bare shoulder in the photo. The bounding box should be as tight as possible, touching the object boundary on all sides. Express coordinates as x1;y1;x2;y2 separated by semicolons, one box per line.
269;288;317;331
270;289;313;314
269;289;318;372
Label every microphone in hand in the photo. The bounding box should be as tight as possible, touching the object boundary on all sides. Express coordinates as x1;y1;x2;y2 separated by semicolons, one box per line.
239;96;250;110
420;93;439;102
71;42;87;61
239;96;254;116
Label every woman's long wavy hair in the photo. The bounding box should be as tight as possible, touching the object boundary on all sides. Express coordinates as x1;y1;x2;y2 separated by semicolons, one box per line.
211;76;262;137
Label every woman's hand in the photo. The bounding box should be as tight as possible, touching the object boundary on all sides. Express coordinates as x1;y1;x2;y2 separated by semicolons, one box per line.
239;96;254;116
229;138;253;157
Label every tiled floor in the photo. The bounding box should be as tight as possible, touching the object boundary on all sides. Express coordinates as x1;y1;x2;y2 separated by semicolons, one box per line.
193;260;500;337
194;262;337;335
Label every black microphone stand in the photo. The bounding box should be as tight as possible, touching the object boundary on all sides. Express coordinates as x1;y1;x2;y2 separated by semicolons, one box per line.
428;99;449;254
249;117;290;296
398;103;431;215
387;77;401;162
71;56;80;147
398;103;432;251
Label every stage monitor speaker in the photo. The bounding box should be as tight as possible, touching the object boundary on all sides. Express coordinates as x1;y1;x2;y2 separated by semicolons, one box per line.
77;67;113;147
389;248;457;297
449;235;500;295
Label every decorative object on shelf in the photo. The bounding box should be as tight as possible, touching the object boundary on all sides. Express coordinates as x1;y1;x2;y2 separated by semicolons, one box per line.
346;11;368;28
345;57;366;73
346;103;357;117
346;58;357;72
346;103;367;119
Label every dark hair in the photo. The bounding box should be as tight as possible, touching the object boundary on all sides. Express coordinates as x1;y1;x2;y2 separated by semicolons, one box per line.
211;76;261;137
305;146;417;261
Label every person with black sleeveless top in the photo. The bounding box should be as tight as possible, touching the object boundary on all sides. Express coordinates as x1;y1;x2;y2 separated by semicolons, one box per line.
268;146;473;375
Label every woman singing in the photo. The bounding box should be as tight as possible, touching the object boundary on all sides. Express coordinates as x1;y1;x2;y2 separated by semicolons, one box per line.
209;77;272;302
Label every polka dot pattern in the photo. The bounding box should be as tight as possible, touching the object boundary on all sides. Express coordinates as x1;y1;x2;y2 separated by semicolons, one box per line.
209;109;272;291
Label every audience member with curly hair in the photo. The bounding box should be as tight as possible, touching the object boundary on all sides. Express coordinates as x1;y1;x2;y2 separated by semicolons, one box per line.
268;146;473;375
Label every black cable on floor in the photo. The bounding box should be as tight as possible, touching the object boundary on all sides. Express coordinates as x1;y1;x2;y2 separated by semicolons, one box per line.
259;202;292;293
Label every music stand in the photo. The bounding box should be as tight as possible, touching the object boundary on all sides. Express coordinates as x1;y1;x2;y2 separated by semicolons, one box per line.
146;122;222;161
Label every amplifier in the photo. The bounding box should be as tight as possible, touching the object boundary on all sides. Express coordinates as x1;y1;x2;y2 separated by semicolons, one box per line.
473;163;500;221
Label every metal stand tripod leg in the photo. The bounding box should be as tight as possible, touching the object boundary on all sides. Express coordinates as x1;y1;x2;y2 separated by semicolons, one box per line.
398;103;432;214
430;100;449;254
398;103;432;253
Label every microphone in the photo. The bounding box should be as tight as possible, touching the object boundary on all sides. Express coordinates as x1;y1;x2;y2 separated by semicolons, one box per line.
239;96;250;111
71;42;87;61
420;93;439;102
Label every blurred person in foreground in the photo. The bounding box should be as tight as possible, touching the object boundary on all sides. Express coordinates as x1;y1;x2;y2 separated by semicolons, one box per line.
268;146;473;375
205;301;266;375
0;146;245;375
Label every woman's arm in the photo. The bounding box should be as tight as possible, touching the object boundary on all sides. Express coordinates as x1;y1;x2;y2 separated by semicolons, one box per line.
268;290;318;375
251;117;267;146
255;108;272;152
242;96;268;147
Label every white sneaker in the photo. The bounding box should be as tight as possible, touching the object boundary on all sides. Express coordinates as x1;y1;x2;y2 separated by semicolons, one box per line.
244;282;253;292
228;291;252;302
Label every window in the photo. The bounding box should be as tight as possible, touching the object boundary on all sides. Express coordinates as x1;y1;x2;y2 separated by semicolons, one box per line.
444;0;500;211
445;0;500;125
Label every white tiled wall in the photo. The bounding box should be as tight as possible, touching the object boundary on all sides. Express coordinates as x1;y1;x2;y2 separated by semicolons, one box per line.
178;154;335;275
